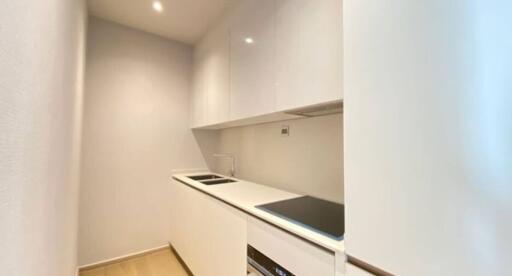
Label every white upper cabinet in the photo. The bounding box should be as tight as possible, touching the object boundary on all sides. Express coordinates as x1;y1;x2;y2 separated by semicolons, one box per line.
204;16;231;125
229;0;277;120
191;43;208;128
191;0;343;128
275;0;343;111
192;16;231;128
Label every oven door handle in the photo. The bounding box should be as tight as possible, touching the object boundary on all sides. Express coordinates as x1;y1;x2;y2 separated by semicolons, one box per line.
247;258;272;276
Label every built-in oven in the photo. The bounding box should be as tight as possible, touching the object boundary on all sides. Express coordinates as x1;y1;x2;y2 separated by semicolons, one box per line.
247;245;295;276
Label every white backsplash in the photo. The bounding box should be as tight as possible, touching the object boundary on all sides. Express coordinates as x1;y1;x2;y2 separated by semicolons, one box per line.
195;114;344;203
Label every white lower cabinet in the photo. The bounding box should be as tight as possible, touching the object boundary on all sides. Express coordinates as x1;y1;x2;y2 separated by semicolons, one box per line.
202;193;247;276
170;180;342;276
247;217;336;276
345;263;374;276
170;180;247;276
169;179;204;273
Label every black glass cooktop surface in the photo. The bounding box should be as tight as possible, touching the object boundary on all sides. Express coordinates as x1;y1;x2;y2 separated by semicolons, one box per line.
256;196;344;240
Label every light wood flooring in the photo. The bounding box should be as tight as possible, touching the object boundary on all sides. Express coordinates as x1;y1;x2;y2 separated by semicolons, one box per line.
80;248;189;276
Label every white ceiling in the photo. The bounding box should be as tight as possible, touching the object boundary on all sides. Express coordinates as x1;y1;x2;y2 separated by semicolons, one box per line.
87;0;234;45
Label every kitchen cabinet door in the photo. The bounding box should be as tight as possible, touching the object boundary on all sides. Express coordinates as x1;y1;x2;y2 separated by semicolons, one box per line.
345;263;374;276
204;17;231;125
230;0;276;120
169;180;207;275
170;181;247;276
275;0;343;111
344;0;512;275
169;180;183;251
191;44;209;128
247;217;336;275
202;193;247;276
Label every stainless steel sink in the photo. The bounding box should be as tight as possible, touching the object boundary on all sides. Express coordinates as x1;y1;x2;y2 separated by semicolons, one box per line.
187;174;222;181
185;174;237;185
199;178;237;185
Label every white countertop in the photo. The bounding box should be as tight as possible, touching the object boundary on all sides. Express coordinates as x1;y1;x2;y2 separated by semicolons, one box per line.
172;172;345;254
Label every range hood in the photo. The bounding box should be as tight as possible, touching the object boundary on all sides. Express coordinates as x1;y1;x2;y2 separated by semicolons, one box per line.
284;101;343;117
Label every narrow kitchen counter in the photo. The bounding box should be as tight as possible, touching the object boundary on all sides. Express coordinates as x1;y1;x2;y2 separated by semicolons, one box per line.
172;172;345;254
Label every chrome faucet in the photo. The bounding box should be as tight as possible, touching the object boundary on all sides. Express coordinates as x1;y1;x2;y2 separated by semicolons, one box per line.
213;153;236;177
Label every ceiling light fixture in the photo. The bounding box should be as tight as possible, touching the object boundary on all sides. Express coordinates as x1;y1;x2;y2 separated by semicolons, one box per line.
152;1;163;13
245;37;254;44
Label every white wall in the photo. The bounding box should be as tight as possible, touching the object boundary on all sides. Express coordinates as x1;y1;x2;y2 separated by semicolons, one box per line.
344;0;512;275
78;17;208;266
212;114;344;203
0;0;87;275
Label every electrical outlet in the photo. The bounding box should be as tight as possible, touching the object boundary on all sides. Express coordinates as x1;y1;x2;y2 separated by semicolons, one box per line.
281;125;290;137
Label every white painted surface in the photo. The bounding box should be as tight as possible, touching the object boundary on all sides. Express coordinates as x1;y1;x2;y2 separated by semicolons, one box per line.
191;12;232;127
275;0;343;111
344;0;512;275
215;114;344;203
191;37;209;127
191;0;343;128
173;173;345;253
203;191;248;276
170;179;247;276
87;0;234;44
0;0;87;275
248;217;336;276
169;179;201;272
204;15;231;126
345;263;373;276
335;251;347;276
230;0;277;120
79;17;208;266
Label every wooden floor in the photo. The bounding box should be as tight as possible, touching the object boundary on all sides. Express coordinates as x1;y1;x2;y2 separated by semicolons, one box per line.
80;248;189;276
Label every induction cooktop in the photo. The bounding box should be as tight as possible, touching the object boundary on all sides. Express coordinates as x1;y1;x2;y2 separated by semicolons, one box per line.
256;196;344;240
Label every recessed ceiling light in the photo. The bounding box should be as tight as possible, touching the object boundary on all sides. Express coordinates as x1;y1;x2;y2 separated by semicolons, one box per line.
245;37;254;44
152;1;163;13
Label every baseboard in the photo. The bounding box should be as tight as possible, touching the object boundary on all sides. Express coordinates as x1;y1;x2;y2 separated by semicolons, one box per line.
79;244;170;272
